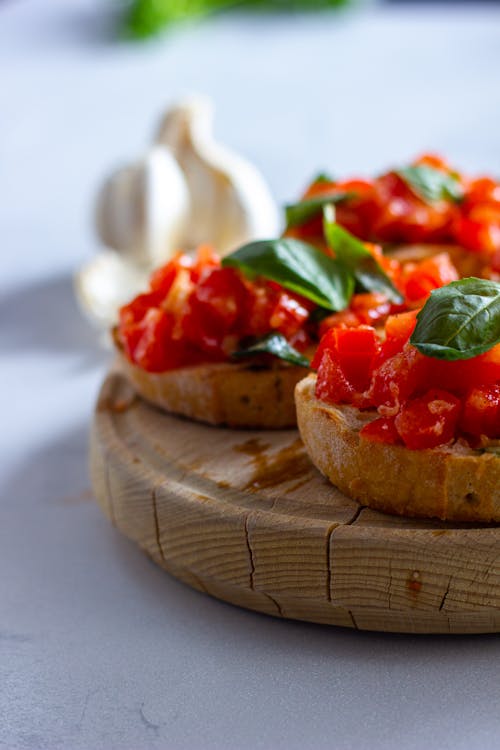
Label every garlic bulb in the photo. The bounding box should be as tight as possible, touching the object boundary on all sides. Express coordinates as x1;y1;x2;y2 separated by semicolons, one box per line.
155;96;280;255
95;145;189;267
77;96;280;331
74;250;150;330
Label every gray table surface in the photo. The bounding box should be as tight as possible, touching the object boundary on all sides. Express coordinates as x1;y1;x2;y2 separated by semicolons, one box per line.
1;2;500;748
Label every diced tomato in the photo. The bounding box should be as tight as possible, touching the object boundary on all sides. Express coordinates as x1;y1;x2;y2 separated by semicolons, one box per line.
149;252;194;294
312;325;379;387
120;308;194;372
465;178;500;206
394;389;462;449
370;173;456;244
460;384;500;439
319;309;361;335
313;325;380;406
119;291;164;327
315;350;356;405
413;153;452;171
191;244;221;280
182;267;248;356
269;292;311;338
360;416;400;444
381;310;419;359
456;216;500;255
192;267;246;328
350;293;393;326
429;344;500;396
369;344;430;415
402;252;459;303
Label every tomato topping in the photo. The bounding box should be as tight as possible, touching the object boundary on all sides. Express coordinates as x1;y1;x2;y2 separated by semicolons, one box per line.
314;306;499;447
394;389;461;450
369;344;430;415
402;253;459;303
460;384;500;439
120;307;202;372
313;326;380;406
117;246;314;373
315;350;357;405
150;251;195;294
381;310;419;359
294;155;500;269
360;416;400;444
370;173;456;244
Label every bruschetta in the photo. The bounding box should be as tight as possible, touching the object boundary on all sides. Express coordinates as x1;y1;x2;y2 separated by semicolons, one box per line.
115;154;500;429
296;278;500;521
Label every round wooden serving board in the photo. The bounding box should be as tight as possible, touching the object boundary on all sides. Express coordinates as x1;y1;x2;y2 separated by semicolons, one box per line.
90;372;500;634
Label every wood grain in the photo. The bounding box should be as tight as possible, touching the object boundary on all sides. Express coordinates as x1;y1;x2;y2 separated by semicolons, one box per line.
90;372;500;634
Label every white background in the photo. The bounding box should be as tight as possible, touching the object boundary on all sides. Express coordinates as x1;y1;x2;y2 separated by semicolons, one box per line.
1;2;500;748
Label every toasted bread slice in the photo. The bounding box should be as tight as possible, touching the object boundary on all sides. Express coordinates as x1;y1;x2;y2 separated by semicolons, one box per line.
295;375;500;522
117;350;307;428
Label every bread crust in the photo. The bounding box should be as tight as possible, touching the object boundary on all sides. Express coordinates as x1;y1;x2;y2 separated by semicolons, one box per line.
295;375;500;522
116;350;307;428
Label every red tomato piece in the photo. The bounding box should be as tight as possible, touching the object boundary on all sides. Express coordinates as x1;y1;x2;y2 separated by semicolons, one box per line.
191;244;221;280
429;344;500;396
313;325;380;404
394;388;462;449
149;252;194;294
269;292;311;338
315;350;356;405
360;416;400;444
402;253;459;303
319;309;361;335
119;291;164;327
122;308;176;372
370;173;456;244
456;216;500;255
369;344;430;415
460;384;500;439
182;267;249;356
413;153;451;171
350;293;393;326
381;310;419;359
465;177;500;205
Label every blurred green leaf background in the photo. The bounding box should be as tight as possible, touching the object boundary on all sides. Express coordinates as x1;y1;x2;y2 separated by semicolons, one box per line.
124;0;352;39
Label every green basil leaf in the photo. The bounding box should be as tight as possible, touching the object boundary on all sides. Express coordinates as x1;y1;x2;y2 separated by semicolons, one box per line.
285;191;355;230
231;332;310;368
410;278;500;360
222;238;354;311
311;172;335;185
396;165;464;204
322;205;403;304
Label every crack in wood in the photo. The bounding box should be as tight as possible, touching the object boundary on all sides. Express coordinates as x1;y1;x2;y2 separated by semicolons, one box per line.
327;504;365;603
244;514;255;590
439;576;452;611
348;610;359;630
347;503;365;526
388;558;393;610
188;570;209;595
326;525;335;602
151;486;166;564
265;593;284;617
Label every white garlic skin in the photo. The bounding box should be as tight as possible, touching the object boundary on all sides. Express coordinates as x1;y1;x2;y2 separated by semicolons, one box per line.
156;96;280;255
74;250;150;330
95;145;190;267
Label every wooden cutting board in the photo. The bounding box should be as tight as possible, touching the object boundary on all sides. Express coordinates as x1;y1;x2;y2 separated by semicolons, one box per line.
90;372;500;634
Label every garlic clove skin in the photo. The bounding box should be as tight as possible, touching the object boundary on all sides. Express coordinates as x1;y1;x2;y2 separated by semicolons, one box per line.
95;145;190;267
74;250;150;330
155;96;280;255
